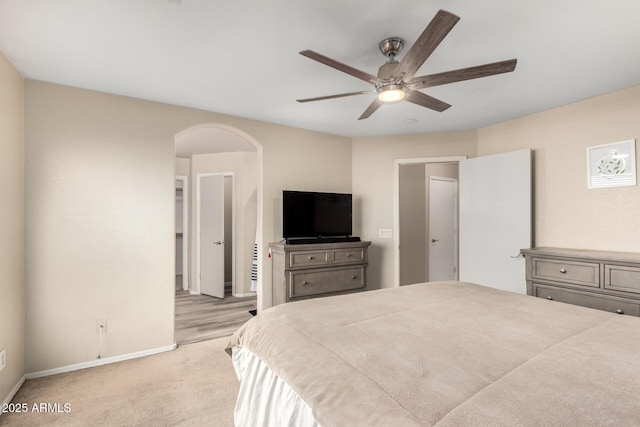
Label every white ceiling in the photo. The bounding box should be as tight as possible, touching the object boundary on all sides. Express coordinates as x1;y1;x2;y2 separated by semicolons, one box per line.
1;0;639;138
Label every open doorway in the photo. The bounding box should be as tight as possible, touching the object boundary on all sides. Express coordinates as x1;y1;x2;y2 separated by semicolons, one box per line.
396;158;462;286
174;124;260;345
394;150;532;292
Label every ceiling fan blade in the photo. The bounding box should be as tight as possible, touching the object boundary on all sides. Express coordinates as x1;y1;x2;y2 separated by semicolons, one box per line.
409;59;517;89
297;89;375;103
404;90;451;112
358;98;384;120
300;50;379;84
393;10;460;81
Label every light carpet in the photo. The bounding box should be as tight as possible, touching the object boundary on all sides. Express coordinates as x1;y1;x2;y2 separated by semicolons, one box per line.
0;337;238;427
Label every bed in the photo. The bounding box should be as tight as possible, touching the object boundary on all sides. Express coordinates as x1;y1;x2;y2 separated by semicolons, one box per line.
225;281;640;426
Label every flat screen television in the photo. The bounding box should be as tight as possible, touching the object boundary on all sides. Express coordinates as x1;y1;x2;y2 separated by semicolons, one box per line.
283;190;353;241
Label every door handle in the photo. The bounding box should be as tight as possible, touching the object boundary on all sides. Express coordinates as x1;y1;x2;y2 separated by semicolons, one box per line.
213;241;224;245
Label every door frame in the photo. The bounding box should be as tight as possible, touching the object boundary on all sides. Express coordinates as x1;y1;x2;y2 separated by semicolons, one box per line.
427;175;458;281
393;156;466;287
196;172;236;296
176;175;189;292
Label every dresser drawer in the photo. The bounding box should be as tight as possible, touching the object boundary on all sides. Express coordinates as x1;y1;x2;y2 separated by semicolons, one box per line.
289;267;365;299
604;264;640;294
532;258;600;288
333;248;365;264
533;284;640;316
289;251;329;268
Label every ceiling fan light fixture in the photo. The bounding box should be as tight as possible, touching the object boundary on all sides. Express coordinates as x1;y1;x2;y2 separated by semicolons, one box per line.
298;10;517;120
377;84;405;103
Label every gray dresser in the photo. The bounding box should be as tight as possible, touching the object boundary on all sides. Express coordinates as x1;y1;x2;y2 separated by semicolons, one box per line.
521;247;640;316
270;241;371;306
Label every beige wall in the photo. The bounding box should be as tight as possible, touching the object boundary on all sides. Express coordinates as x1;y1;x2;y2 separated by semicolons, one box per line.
24;80;351;372
10;75;639;376
0;52;25;403
478;85;640;253
355;85;640;291
398;164;426;285
175;158;190;177
189;152;258;296
352;131;477;290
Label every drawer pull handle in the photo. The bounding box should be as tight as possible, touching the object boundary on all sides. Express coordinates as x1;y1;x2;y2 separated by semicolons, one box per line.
302;281;310;286
616;309;624;315
308;256;314;260
559;268;567;274
351;275;358;280
546;296;553;300
347;253;352;257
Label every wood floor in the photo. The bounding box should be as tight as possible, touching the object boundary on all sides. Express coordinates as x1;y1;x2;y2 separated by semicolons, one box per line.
174;285;257;345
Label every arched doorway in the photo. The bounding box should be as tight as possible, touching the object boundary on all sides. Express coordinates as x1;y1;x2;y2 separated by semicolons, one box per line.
173;124;263;344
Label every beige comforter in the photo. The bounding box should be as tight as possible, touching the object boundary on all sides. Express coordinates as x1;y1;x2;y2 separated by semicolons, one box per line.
226;281;640;426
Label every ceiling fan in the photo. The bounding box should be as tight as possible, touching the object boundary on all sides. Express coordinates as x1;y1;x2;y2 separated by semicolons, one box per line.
297;9;517;120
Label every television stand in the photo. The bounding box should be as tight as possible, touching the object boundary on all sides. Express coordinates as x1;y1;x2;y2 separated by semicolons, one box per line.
285;236;361;245
270;240;371;306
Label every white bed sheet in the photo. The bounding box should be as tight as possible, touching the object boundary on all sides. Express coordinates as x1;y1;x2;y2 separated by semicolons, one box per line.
231;345;318;427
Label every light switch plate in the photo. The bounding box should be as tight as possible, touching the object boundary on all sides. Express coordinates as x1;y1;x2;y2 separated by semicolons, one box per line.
0;348;6;372
378;228;393;239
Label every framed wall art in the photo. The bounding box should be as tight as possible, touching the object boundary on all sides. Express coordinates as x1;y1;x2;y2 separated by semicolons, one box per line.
587;139;636;189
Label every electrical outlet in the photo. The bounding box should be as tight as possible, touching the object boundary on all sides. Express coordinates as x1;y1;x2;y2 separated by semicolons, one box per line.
96;319;107;334
0;348;6;372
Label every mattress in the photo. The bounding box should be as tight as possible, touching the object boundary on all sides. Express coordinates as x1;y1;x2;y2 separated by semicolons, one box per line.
226;281;640;426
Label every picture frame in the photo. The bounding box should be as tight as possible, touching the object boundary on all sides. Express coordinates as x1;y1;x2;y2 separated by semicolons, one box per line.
587;139;636;189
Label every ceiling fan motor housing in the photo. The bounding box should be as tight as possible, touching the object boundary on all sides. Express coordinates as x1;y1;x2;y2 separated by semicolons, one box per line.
377;61;400;80
377;37;404;81
378;37;404;59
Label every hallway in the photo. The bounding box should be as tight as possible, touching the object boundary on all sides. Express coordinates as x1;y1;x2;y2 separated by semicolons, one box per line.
174;289;256;345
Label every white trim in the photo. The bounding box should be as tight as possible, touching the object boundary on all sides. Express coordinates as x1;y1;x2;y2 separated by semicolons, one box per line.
234;292;257;298
2;376;25;406
176;175;189;291
393;156;466;287
196;172;235;296
230;176;237;296
24;344;177;380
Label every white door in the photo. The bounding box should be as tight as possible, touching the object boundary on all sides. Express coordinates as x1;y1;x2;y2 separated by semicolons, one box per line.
199;174;225;298
428;176;458;281
459;149;531;294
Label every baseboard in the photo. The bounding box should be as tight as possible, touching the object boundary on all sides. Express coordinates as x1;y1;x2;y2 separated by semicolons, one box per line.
24;344;177;380
234;292;257;298
2;375;25;406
